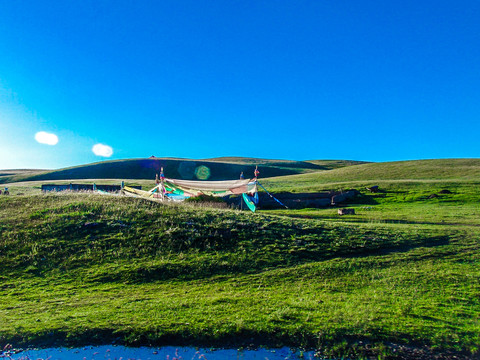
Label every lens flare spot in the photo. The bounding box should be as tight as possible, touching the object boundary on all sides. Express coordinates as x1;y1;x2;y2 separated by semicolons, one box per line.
195;165;211;180
178;161;196;179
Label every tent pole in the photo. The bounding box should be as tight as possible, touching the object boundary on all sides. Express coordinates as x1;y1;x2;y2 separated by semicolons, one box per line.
160;167;165;201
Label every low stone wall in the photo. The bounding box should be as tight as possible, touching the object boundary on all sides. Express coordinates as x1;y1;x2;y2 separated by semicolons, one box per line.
41;184;142;192
256;189;359;209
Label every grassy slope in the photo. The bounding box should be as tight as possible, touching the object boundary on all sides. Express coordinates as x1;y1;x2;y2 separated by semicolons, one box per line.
205;157;368;170
0;170;46;184
1;159;479;358
260;158;480;357
261;158;480;192
1;194;478;355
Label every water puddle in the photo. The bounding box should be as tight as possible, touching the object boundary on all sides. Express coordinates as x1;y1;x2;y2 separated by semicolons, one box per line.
1;345;318;360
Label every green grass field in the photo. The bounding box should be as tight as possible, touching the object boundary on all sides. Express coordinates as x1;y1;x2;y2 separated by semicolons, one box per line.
0;159;479;359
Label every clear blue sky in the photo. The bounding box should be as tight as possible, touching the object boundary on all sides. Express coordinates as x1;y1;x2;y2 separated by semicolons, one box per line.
1;1;479;169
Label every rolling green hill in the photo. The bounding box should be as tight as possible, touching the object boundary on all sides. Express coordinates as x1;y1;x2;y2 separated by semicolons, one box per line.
0;169;46;184
204;156;368;170
0;157;366;184
262;158;480;192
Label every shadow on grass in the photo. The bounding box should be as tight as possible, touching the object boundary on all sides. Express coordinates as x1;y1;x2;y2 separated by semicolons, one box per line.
83;235;451;284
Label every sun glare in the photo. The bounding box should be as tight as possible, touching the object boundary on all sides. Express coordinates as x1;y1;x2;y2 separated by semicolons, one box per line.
34;131;59;145
92;143;113;157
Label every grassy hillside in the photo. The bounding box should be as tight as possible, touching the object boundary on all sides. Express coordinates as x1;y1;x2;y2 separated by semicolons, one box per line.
261;158;480;247
205;157;368;170
305;159;370;170
0;169;46;184
0;157;368;185
261;158;480;193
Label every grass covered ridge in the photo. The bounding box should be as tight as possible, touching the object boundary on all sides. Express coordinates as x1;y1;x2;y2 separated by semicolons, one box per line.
1;192;479;358
0;157;362;184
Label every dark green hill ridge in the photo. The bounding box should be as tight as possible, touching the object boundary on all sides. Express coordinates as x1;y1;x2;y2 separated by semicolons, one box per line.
204;157;368;170
0;157;365;184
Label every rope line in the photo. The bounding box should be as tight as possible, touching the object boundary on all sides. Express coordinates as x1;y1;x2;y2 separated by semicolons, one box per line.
257;182;289;209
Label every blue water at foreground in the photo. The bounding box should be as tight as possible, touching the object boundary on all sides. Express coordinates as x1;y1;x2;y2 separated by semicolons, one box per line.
1;345;318;360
